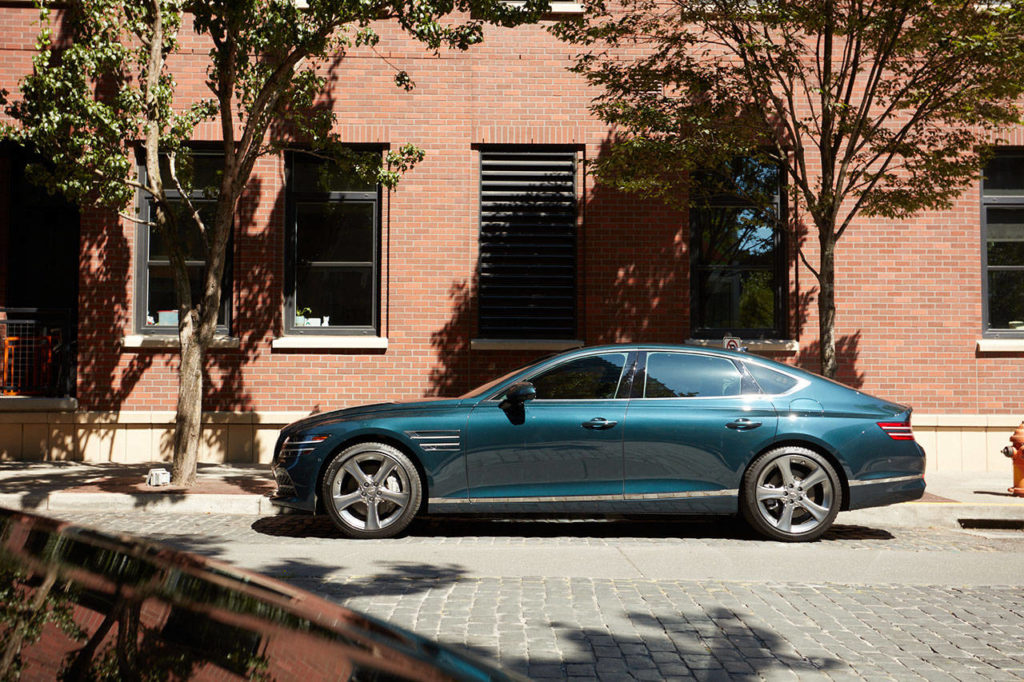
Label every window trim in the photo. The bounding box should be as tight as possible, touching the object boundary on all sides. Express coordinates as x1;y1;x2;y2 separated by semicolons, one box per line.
981;148;1024;339
283;149;383;337
689;161;789;340
134;148;232;336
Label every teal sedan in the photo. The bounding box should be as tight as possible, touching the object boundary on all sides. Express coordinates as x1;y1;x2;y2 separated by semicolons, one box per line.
270;344;925;542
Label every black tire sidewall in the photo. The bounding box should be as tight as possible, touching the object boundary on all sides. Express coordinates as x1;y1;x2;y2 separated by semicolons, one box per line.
321;442;422;539
741;446;841;542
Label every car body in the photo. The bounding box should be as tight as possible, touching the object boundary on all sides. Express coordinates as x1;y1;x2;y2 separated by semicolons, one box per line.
0;507;523;681
270;344;926;541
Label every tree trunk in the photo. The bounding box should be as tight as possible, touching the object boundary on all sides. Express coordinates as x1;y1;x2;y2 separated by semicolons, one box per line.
818;231;837;379
171;320;203;487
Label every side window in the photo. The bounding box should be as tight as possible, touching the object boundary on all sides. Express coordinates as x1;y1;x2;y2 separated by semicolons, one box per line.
529;353;628;400
745;362;798;395
643;353;743;398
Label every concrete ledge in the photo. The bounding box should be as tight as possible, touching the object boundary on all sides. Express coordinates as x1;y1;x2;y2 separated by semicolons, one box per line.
0;491;275;516
843;502;1024;530
122;335;240;350
976;338;1024;353
685;339;799;353
0;397;78;412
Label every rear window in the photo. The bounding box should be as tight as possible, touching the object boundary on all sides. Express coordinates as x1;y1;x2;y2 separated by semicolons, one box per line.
745;362;799;395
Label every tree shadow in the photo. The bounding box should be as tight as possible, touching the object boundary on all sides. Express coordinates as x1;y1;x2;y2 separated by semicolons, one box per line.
796;330;865;388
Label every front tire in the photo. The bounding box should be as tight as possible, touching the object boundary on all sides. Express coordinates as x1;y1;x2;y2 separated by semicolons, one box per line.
321;442;422;539
741;446;841;542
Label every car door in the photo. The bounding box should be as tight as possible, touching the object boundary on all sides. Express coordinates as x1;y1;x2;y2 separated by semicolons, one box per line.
622;350;778;512
465;350;635;506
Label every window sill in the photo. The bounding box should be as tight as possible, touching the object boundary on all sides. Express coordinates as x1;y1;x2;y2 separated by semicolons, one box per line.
471;338;585;351
0;397;78;412
121;335;241;350
685;339;799;353
271;336;389;350
976;338;1024;353
502;1;584;13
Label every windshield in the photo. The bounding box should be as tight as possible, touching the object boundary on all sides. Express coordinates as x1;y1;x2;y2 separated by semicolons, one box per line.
458;355;555;399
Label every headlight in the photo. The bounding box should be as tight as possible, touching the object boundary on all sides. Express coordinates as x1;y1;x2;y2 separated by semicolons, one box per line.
278;434;330;462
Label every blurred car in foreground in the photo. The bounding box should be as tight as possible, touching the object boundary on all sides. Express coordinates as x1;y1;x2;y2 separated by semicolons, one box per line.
0;507;521;681
271;344;926;542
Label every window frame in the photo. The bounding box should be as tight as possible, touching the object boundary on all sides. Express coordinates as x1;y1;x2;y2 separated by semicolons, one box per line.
981;148;1024;338
689;161;788;340
134;148;232;335
284;149;383;337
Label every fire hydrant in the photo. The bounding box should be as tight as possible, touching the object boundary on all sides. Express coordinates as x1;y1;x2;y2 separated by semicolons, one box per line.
1002;421;1024;497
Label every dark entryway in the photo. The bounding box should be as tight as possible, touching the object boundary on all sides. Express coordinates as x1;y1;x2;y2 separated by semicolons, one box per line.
0;143;80;397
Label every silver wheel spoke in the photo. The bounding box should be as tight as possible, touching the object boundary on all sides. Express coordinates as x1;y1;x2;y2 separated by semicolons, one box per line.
800;467;828;491
343;460;370;484
775;457;796;487
799;498;830;523
333;491;362;511
379;489;409;507
776;504;795;532
372;459;398;485
756;485;786;502
365;499;381;531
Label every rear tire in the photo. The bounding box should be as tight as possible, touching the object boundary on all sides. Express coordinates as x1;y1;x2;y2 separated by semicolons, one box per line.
741;446;841;542
321;442;422;539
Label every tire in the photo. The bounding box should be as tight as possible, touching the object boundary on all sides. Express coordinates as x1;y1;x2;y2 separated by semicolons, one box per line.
741;446;841;542
321;442;422;539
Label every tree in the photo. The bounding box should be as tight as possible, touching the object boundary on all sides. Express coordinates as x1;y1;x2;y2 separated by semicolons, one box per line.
554;0;1024;377
8;0;544;485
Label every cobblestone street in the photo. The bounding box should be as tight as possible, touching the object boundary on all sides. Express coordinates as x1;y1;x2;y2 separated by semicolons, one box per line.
50;511;1024;681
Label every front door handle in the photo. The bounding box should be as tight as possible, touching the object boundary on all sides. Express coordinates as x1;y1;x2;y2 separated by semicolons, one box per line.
726;418;762;431
582;417;619;430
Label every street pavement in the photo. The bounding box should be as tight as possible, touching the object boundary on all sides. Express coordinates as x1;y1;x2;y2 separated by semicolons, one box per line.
3;462;1024;680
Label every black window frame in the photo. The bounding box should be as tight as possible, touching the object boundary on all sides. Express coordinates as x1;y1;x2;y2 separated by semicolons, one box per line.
134;148;232;335
981;148;1024;338
477;145;579;340
284;149;383;336
689;159;788;340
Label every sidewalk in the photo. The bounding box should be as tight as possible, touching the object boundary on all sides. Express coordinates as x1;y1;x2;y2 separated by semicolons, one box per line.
0;461;1021;529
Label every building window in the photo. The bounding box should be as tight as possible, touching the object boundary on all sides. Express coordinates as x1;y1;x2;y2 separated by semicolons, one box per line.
690;158;786;339
982;150;1024;336
136;151;231;333
285;152;381;335
478;147;577;339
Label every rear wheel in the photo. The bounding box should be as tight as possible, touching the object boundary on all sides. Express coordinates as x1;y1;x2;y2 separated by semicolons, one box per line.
321;442;422;539
741;446;841;542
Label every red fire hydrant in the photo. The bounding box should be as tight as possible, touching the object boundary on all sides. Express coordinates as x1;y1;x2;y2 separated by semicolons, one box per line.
1002;422;1024;497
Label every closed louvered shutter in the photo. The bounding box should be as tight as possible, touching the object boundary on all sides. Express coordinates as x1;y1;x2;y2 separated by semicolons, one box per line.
478;149;577;339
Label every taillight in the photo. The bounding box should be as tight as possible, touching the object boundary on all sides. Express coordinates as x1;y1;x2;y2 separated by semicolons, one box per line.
878;422;915;441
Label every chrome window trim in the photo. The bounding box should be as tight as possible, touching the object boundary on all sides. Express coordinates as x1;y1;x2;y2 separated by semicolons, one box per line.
482;349;632;403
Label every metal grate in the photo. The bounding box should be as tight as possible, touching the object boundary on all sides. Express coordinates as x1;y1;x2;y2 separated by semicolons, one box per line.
479;149;577;339
0;309;72;397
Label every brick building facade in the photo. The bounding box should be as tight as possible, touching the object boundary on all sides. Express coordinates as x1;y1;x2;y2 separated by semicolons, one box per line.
1;5;1022;471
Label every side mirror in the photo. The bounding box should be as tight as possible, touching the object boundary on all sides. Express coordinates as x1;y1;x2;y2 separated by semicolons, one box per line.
500;382;536;410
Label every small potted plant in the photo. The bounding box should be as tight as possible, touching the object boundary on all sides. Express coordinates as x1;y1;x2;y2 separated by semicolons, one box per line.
295;306;312;327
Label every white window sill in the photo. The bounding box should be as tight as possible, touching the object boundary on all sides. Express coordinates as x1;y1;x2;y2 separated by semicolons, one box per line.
502;1;584;13
0;396;78;412
121;335;240;350
471;338;584;351
685;339;799;353
976;338;1024;353
271;336;389;350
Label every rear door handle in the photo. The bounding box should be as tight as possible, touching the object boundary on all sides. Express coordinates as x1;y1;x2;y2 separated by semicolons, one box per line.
582;418;618;430
726;418;762;431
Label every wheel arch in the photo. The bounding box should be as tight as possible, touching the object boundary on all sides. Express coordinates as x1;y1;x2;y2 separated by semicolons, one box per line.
747;439;851;511
314;434;429;515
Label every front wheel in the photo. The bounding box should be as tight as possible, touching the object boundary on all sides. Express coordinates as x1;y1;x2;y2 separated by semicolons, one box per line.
741;447;841;542
321;442;422;539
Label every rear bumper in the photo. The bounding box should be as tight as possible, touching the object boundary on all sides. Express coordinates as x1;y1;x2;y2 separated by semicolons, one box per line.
847;474;926;510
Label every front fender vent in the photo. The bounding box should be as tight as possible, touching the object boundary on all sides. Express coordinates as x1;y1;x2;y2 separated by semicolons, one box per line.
406;430;462;452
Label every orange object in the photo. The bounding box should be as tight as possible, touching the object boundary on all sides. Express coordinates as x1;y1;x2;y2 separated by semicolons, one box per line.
1004;422;1024;497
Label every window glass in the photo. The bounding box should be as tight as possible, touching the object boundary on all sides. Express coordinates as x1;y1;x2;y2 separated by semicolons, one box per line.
643;353;742;398
293;155;375;192
982;152;1024;333
745;362;798;395
529;353;628;400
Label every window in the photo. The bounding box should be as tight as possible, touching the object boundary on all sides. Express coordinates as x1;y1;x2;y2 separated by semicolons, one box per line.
478;147;577;339
286;152;381;335
744;361;798;395
643;352;745;398
982;150;1024;336
528;352;628;400
690;158;786;339
137;152;230;332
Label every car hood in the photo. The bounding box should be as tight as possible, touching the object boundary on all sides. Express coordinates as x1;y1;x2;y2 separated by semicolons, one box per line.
286;397;467;432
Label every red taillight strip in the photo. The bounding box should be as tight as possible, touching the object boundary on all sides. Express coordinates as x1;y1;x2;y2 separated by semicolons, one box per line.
878;422;915;441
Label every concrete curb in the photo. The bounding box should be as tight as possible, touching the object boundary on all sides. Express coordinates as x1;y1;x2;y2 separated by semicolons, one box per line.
843;502;1024;529
0;492;276;516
